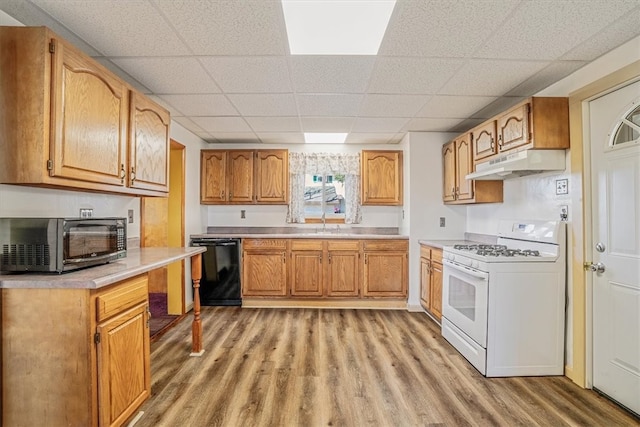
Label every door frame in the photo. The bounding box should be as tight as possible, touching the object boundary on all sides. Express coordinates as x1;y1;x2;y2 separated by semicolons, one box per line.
566;60;640;388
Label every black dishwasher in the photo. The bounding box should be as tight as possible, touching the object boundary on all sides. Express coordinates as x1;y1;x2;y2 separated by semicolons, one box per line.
190;238;241;306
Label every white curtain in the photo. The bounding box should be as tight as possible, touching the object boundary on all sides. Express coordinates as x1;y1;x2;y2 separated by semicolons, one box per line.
287;152;362;224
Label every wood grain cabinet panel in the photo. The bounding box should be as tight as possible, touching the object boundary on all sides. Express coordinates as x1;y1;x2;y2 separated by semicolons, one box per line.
1;274;150;427
362;240;408;298
326;248;359;297
472;121;497;162
361;150;403;206
200;149;288;205
497;103;529;152
0;26;169;197
242;239;288;296
419;244;442;320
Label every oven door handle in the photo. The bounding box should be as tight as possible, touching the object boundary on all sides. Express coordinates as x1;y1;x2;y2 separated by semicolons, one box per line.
443;259;488;280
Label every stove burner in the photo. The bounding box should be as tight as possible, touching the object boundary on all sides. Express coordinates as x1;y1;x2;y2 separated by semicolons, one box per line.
453;244;541;257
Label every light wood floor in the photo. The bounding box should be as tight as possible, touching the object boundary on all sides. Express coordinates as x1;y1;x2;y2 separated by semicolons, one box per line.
133;307;639;426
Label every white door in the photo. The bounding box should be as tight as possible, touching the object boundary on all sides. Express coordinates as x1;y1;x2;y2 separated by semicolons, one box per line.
589;80;640;415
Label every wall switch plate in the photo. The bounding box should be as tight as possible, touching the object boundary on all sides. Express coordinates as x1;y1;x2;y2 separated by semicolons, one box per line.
560;205;569;221
439;217;445;227
556;178;569;195
240;210;246;219
128;209;134;223
79;208;93;218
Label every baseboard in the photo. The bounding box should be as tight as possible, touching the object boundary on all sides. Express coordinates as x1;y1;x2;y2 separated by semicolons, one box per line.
242;298;407;310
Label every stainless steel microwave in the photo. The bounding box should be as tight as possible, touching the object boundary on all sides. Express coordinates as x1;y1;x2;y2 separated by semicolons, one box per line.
0;217;127;273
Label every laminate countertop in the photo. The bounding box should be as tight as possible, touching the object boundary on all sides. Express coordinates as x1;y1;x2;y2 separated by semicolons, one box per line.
0;247;205;290
192;226;408;240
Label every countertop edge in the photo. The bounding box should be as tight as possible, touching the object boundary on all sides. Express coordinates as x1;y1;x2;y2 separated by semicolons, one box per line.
192;233;409;240
0;247;206;290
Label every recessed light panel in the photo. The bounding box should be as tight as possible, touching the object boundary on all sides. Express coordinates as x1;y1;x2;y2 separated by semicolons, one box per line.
304;132;348;143
282;0;396;55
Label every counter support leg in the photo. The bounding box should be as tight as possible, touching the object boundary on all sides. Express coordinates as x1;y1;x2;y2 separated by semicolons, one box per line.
190;253;204;356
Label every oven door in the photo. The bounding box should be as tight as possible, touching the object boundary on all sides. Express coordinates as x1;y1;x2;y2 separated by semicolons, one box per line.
442;258;489;347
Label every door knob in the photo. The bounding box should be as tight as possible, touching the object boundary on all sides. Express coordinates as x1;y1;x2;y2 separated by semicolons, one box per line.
584;262;606;273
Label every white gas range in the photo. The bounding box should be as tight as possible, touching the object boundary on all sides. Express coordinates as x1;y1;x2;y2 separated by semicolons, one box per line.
441;219;567;377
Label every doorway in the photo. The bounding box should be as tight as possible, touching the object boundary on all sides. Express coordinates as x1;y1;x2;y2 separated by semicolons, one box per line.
141;139;186;339
588;80;640;415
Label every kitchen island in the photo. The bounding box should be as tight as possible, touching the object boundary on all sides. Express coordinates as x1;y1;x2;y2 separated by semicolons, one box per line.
0;246;205;427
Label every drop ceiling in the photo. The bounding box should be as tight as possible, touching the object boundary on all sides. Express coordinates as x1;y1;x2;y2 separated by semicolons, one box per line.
2;0;640;144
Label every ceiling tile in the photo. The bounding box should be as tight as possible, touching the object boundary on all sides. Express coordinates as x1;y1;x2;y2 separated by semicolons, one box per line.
476;0;640;60
379;0;519;57
159;94;238;116
416;96;498;119
352;118;410;133
505;61;588;96
111;57;221;94
245;117;301;132
290;56;376;93
32;0;189;56
368;57;465;94
300;117;355;132
200;56;293;93
345;133;396;144
256;132;305;144
450;118;487;133
155;0;287;55
297;94;363;117
171;116;205;133
405;118;464;132
191;117;252;133
359;94;431;117
438;59;550;96
227;94;298;116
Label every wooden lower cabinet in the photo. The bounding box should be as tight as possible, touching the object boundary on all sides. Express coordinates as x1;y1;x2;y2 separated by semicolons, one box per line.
1;274;151;427
290;240;324;297
362;240;408;298
326;240;359;297
420;244;443;320
242;239;288;296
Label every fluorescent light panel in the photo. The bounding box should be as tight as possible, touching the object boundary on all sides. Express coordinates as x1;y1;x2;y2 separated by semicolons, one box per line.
282;0;396;55
304;132;348;144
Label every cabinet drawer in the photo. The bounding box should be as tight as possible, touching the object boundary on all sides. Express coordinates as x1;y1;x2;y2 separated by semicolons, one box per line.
431;248;443;264
96;274;148;322
327;240;360;251
363;240;408;252
243;239;287;250
290;239;323;251
420;245;431;259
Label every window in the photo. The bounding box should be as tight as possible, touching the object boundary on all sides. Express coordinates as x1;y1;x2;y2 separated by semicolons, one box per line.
304;174;347;221
610;102;640;146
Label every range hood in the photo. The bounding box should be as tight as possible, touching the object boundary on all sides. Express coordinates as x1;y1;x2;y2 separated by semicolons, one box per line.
466;149;566;180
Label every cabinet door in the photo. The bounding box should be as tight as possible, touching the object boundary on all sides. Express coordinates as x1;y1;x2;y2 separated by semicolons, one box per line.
472;121;497;161
326;251;359;297
228;151;254;203
420;257;431;311
50;38;128;187
455;134;474;201
290;250;324;296
255;150;288;204
200;150;228;203
242;250;287;296
442;141;456;202
128;92;170;194
362;251;407;297
96;302;150;427
498;103;530;152
430;261;443;320
361;150;403;205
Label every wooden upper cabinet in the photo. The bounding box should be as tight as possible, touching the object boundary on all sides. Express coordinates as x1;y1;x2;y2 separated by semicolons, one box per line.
361;150;403;206
497;103;529;152
128;91;170;193
200;150;227;203
472;121;497;161
0;26;170;197
454;134;473;201
442;141;456;202
228;151;254;203
255;150;288;204
50;37;128;187
200;149;288;205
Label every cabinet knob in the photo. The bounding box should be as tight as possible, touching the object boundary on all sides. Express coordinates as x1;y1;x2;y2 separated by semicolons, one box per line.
220;190;225;199
120;164;126;184
130;167;136;184
328;254;332;264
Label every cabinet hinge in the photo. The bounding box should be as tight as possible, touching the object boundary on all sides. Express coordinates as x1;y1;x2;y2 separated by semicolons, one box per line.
94;332;101;344
47;159;53;171
49;41;55;54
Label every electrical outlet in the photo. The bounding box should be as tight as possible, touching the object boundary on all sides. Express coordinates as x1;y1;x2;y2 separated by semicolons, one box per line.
128;209;134;224
240;210;246;219
79;208;93;218
559;205;568;221
555;178;569;195
439;217;446;227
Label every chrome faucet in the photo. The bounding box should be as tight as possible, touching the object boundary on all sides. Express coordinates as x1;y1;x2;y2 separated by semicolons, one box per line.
321;212;326;232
